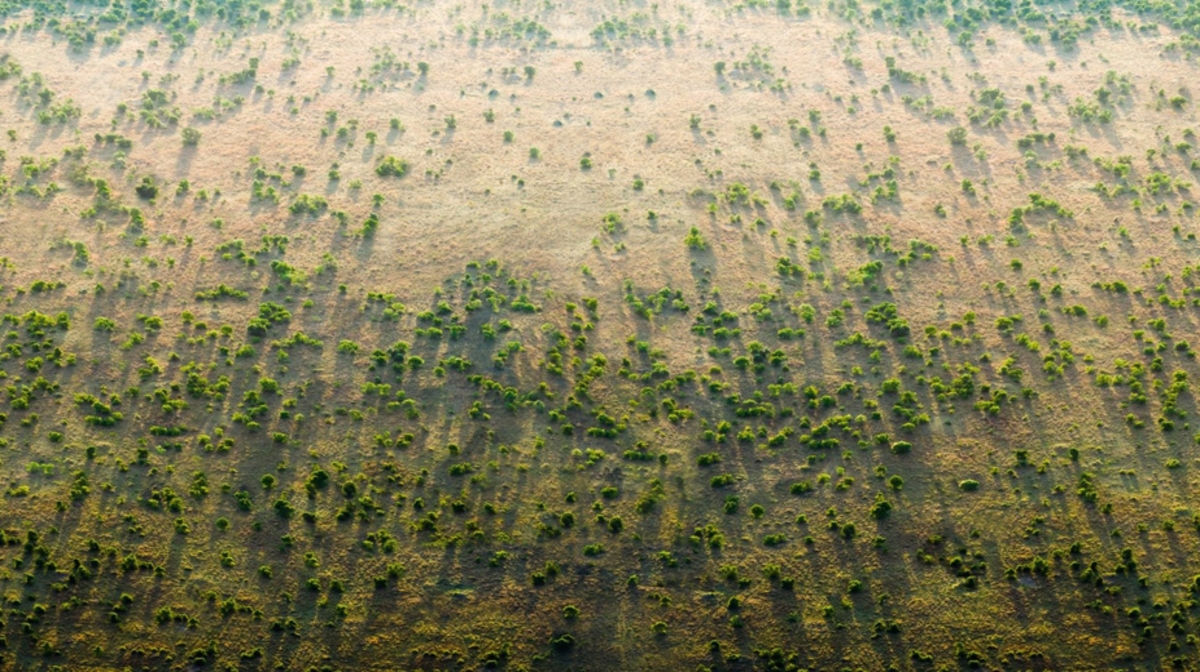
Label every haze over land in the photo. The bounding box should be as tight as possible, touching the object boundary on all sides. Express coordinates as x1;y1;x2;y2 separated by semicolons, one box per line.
1;0;1200;669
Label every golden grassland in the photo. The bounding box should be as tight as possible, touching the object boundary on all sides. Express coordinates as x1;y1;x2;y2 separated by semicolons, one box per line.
0;0;1199;669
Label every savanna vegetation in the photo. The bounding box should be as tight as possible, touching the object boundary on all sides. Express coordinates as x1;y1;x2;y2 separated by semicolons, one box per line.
1;0;1200;669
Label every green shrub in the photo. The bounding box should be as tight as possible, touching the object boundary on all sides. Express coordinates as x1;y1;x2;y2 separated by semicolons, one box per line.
710;474;735;488
375;156;409;178
134;177;158;200
549;633;575;651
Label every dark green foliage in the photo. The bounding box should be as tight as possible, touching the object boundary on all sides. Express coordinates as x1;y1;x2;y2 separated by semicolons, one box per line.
134;177;158;200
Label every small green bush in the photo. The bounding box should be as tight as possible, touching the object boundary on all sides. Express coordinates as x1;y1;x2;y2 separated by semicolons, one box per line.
376;156;409;178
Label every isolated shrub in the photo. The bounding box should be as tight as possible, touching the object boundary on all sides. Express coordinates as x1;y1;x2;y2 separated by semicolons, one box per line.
181;127;201;146
134;177;158;200
376;156;409;178
549;633;575;651
710;474;735;488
